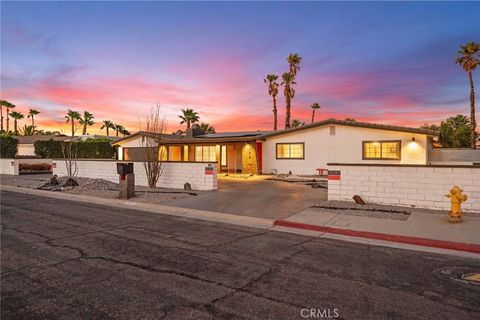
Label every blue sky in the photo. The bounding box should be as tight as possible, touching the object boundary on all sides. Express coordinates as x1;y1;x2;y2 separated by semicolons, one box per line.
1;1;479;133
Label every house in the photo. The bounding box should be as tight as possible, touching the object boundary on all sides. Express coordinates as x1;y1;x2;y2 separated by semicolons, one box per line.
14;135;71;156
112;119;439;175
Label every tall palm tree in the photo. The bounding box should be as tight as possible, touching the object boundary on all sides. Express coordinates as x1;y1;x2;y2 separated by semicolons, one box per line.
291;119;305;128
264;74;280;130
100;120;114;136
179;108;199;130
287;53;302;76
1;100;15;132
200;122;215;134
64;109;81;137
0;100;14;131
281;72;296;129
456;41;480;149
79;111;95;135
310;102;321;124
27;109;40;127
9;111;24;134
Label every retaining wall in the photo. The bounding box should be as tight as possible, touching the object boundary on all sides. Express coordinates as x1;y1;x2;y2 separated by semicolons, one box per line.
52;159;217;191
327;164;480;212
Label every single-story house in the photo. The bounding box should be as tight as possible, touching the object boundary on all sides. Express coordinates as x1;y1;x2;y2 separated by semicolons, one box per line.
112;118;439;175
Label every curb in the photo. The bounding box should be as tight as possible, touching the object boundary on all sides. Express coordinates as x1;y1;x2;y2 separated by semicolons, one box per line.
1;185;274;230
274;220;480;254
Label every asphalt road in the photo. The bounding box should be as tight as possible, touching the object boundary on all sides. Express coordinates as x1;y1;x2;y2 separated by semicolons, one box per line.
1;190;480;320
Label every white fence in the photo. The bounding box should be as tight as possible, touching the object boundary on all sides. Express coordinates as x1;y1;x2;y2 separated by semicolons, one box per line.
328;164;480;212
53;159;217;191
0;158;53;175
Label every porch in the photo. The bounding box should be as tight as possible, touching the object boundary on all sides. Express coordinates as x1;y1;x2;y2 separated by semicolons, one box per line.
120;142;262;174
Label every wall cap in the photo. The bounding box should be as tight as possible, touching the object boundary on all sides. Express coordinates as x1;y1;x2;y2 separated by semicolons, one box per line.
327;163;480;169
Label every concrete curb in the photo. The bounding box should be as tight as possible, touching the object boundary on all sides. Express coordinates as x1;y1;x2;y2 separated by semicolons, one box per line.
274;219;480;254
1;185;274;230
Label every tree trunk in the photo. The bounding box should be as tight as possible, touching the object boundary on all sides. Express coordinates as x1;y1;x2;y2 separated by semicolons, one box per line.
116;130;119;137
273;96;278;131
187;121;191;130
31;116;35;127
71;120;74;137
0;107;3;131
311;109;315;124
6;112;9;132
285;94;291;129
14;120;18;133
469;71;477;149
82;125;87;135
106;127;109;136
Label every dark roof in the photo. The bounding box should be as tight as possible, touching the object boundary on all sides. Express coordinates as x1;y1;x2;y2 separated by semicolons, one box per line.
113;119;438;145
14;135;70;144
261;118;439;138
196;131;272;138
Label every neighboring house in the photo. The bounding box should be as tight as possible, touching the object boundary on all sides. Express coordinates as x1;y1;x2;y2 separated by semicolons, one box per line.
14;135;70;156
112;119;439;175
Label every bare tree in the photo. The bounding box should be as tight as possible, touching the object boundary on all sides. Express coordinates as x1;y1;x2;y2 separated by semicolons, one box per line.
140;104;167;188
61;141;78;186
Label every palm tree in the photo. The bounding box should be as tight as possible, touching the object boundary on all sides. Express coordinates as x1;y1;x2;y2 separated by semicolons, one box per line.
0;100;15;131
100;120;114;136
291;119;305;128
287;53;302;76
264;74;280;130
119;127;130;137
456;41;480;149
310;103;321;124
20;125;39;136
281;72;296;129
200;122;216;134
1;100;15;132
64;109;81;137
27;109;40;127
179;108;199;130
79;111;95;135
113;124;124;137
9;111;24;134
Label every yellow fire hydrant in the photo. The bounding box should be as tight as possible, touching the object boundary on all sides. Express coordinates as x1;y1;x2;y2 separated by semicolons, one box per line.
445;186;468;223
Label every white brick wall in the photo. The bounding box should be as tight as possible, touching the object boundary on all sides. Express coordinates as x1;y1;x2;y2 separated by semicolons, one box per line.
328;165;480;212
52;160;217;191
0;159;15;175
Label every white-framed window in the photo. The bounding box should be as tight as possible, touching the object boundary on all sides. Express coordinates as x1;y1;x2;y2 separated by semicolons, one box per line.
276;143;304;159
195;146;216;162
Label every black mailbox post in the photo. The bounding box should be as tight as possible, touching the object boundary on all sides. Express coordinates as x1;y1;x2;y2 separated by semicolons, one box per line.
117;163;134;176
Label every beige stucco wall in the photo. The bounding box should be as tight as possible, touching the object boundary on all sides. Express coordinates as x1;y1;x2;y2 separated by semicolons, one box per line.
17;144;36;156
262;125;429;175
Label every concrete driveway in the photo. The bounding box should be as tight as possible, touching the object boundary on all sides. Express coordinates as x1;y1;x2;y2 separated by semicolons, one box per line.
165;175;327;219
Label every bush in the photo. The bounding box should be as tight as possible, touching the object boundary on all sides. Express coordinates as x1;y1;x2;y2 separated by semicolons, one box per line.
0;135;18;158
34;139;116;159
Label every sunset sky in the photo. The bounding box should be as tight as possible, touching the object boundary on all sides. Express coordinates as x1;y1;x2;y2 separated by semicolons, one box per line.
1;1;479;135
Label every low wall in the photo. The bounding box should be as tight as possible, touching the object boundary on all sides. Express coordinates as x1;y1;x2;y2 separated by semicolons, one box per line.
0;158;53;175
327;164;480;212
52;159;218;191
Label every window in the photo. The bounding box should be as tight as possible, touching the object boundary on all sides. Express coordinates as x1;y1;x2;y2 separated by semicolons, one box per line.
363;141;401;160
276;143;304;159
221;145;227;166
195;146;216;162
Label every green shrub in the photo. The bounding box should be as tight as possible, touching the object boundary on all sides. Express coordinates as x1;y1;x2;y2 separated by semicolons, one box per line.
34;140;116;159
0;135;18;158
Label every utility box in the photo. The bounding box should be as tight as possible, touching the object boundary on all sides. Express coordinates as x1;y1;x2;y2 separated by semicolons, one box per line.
118;163;135;199
117;163;134;175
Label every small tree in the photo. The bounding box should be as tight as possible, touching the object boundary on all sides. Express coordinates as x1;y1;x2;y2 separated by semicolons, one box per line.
61;141;78;184
140;104;166;188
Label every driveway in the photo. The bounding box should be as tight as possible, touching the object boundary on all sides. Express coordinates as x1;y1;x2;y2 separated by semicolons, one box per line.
165;176;327;219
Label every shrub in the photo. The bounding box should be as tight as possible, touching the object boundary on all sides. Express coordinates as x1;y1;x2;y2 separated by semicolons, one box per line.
0;135;18;158
34;139;116;159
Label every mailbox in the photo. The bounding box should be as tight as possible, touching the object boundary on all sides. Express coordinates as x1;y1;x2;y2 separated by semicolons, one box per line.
117;163;134;175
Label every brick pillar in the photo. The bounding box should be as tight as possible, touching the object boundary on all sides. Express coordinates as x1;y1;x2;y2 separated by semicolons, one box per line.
119;173;135;199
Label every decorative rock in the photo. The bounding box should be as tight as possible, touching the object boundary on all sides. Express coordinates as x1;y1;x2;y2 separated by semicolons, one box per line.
49;174;59;185
184;182;192;191
63;177;79;187
353;195;366;205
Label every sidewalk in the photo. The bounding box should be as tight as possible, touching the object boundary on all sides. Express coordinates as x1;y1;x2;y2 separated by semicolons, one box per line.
274;208;480;254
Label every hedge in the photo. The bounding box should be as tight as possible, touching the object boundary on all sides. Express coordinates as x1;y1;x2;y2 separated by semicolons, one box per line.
34;139;116;159
0;135;18;158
